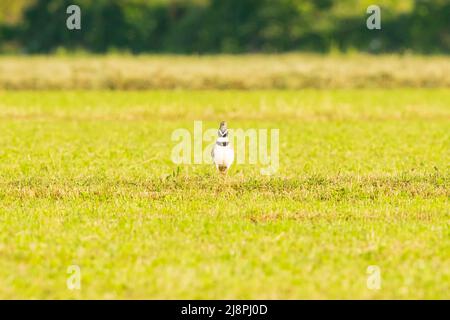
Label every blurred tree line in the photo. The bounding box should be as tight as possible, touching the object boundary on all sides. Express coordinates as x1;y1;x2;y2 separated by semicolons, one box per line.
0;0;448;54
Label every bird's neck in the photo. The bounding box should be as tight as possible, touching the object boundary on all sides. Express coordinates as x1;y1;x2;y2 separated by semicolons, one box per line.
216;137;229;146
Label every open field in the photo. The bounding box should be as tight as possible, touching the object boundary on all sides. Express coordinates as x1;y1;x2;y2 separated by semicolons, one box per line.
0;54;449;90
0;89;449;299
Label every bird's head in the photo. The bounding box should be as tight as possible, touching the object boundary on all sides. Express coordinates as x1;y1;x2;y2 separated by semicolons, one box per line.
218;121;228;137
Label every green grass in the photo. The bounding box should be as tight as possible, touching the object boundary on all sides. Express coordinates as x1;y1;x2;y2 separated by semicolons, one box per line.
0;89;449;299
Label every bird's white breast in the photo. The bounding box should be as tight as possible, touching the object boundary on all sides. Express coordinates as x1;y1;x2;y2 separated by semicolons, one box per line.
212;145;234;168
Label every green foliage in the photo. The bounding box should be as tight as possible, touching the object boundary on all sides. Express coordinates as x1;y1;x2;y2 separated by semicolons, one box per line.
0;0;32;24
0;0;449;53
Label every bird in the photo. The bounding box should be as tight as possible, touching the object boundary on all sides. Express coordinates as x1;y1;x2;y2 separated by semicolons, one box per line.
211;121;234;173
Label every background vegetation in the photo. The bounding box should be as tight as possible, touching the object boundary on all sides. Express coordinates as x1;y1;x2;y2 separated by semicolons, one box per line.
0;54;449;90
0;0;449;54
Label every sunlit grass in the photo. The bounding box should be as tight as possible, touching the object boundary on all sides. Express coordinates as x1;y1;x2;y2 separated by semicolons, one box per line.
0;54;449;90
0;89;448;299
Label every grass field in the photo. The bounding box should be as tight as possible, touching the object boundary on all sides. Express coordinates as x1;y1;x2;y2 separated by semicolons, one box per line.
0;89;448;299
1;54;449;90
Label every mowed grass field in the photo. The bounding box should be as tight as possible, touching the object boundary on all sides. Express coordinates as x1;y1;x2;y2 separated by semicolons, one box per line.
1;54;449;90
0;89;449;299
